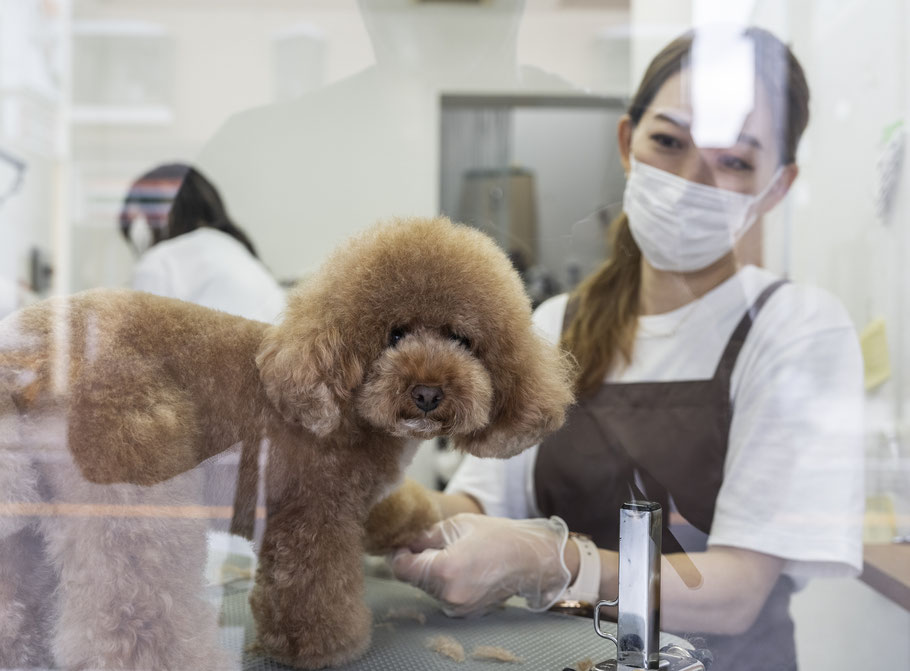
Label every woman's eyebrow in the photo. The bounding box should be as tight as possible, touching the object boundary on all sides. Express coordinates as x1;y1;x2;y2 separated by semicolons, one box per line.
737;132;763;150
652;110;764;151
653;111;692;129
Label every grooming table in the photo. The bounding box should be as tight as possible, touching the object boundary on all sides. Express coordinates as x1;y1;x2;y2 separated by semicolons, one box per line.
220;576;691;671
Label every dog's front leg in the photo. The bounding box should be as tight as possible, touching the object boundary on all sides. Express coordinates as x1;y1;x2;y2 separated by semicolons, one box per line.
250;502;372;670
363;477;442;554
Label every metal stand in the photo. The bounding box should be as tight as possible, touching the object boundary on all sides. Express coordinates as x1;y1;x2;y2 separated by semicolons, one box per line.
592;501;709;671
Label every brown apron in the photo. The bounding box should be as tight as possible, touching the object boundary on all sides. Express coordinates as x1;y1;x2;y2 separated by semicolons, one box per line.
535;280;798;671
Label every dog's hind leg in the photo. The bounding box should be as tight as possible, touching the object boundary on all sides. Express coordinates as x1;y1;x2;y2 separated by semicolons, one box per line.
0;524;57;669
0;395;57;669
40;463;237;671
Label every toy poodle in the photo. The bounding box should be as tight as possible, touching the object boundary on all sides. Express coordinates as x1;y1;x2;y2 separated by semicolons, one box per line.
0;216;575;670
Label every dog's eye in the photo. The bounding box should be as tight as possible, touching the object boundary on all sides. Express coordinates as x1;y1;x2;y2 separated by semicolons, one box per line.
388;327;407;348
449;332;472;350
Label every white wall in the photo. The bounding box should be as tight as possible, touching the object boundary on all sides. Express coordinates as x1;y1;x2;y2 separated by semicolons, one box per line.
68;0;376;290
519;2;632;97
629;0;693;87
511;105;626;289
67;0;631;288
0;0;67;310
786;0;906;397
756;1;910;668
782;0;910;541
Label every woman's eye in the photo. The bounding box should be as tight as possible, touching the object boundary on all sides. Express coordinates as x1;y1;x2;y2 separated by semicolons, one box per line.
719;155;753;172
388;327;407;347
651;133;684;150
449;333;471;350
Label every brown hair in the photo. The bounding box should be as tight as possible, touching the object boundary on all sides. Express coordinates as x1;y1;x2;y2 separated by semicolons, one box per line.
562;27;810;397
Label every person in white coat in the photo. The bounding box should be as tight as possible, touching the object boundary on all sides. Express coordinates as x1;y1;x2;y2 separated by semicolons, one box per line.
118;163;286;324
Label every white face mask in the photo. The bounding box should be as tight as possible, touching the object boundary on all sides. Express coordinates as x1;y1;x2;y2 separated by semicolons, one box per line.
128;214;154;256
623;156;783;273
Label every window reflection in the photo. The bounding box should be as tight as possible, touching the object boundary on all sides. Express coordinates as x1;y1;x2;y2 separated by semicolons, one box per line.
0;1;907;670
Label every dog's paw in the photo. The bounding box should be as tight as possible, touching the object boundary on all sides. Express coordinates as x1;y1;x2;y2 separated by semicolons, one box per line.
363;478;441;554
251;600;372;669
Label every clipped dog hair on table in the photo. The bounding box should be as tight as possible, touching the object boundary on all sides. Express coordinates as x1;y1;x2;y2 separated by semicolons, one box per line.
471;645;523;663
426;635;466;663
0;216;575;670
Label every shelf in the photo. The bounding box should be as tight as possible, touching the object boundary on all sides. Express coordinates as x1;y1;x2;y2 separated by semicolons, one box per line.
861;543;910;611
70;105;174;126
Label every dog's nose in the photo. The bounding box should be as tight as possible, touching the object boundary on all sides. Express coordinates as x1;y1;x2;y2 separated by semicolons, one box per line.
411;385;444;412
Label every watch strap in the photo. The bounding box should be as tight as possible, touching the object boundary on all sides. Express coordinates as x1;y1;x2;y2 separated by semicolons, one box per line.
560;533;601;605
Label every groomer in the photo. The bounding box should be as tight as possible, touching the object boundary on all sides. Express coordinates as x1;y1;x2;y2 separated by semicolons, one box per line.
392;26;864;671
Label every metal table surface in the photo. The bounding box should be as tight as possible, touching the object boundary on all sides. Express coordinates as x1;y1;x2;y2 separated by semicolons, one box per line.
222;576;690;671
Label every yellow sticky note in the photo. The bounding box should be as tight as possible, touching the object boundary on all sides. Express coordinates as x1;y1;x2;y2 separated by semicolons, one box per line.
863;494;896;543
860;318;891;390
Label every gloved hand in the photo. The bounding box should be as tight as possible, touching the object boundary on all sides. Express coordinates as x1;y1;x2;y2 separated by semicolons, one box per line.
390;513;571;617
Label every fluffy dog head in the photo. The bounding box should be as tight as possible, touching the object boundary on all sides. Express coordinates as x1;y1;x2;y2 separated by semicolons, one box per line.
256;217;574;458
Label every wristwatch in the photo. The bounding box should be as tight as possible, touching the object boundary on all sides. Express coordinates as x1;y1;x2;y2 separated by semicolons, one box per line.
550;532;601;616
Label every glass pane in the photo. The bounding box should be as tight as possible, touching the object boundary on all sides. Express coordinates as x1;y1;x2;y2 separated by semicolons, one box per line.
0;2;907;670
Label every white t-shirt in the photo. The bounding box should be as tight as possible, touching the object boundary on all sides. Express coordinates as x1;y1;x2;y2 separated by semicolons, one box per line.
447;265;865;580
132;227;286;324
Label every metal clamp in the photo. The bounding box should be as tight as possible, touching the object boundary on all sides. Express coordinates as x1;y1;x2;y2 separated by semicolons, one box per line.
593;596;620;651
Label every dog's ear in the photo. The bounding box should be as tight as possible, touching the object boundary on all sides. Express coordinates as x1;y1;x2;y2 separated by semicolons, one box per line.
256;324;363;437
456;333;575;459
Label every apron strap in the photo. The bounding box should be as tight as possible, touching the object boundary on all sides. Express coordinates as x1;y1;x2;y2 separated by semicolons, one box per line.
561;294;580;336
713;279;788;383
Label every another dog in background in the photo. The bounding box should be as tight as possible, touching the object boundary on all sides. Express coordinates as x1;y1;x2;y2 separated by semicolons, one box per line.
0;216;575;670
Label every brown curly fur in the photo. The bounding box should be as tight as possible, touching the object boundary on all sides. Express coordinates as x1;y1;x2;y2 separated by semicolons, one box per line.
363;477;442;554
0;216;574;670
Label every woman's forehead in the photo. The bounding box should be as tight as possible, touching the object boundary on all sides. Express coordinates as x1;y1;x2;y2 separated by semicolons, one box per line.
643;70;776;150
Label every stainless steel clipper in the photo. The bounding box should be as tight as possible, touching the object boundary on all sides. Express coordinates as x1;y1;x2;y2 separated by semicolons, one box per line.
592;501;708;671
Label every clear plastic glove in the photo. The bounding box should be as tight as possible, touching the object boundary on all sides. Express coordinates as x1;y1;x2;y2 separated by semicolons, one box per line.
390;513;571;617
